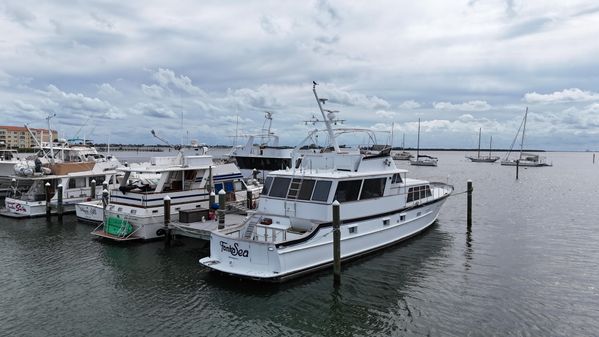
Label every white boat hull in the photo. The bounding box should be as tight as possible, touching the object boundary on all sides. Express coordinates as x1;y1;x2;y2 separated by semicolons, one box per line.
200;196;448;281
3;197;78;217
76;200;105;223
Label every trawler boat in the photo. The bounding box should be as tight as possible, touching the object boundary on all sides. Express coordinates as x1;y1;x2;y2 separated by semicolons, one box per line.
1;160;121;218
199;82;453;281
91;153;262;241
466;128;500;163
229;112;294;181
410;119;438;167
501;108;552;167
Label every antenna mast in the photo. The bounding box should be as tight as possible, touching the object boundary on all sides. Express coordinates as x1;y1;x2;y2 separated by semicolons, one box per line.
312;81;340;153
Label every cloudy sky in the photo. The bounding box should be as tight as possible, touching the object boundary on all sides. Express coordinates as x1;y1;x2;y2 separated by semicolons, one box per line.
1;0;598;150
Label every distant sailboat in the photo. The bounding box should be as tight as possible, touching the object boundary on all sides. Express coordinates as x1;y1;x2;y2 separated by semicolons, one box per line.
466;128;500;163
410;118;438;167
501;107;552;167
392;133;413;160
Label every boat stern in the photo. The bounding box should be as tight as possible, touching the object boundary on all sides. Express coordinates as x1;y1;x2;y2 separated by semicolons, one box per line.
199;232;282;280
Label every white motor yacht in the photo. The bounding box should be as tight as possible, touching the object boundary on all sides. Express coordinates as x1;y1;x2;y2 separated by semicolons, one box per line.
199;82;453;281
91;153;262;241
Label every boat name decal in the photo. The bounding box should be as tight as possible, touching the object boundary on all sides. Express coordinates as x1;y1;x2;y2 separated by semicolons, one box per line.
219;241;249;257
6;202;27;213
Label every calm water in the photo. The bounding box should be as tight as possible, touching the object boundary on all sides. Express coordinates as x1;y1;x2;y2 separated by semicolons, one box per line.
1;151;598;336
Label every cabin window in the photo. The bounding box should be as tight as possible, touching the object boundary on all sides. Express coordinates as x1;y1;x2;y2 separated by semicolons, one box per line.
383;219;390;226
360;178;386;200
334;180;362;202
349;226;357;234
297;179;316;200
89;176;105;186
408;185;432;202
234;181;245;191
391;173;402;184
68;177;86;189
311;180;332;202
269;177;291;198
261;176;273;195
214;183;223;193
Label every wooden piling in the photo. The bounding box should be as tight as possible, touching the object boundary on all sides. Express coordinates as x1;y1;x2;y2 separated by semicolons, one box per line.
467;180;473;229
516;159;520;180
102;189;109;225
57;184;63;220
90;179;96;199
163;195;171;247
594;153;596;164
332;200;341;286
45;182;51;217
246;190;253;209
218;189;226;229
209;191;215;209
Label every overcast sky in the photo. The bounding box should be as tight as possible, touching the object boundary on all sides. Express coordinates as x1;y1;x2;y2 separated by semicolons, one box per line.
1;0;598;150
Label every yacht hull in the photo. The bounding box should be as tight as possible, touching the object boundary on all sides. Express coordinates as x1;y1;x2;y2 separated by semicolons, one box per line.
2;197;77;217
200;196;449;281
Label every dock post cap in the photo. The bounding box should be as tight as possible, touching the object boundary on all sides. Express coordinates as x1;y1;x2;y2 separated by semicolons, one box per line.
164;195;171;201
91;179;96;183
11;178;16;182
218;189;226;195
332;200;340;206
57;184;63;188
467;179;472;182
210;191;215;196
45;182;51;186
102;189;109;194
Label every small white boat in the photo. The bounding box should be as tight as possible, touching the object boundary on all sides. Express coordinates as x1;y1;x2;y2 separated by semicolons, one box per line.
91;153;262;241
392;133;413;160
409;119;438;167
229;112;295;181
466;128;500;163
501;108;552;167
199;82;453;281
2;160;121;218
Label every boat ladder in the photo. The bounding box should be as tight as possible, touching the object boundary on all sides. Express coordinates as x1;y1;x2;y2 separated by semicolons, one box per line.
243;217;261;240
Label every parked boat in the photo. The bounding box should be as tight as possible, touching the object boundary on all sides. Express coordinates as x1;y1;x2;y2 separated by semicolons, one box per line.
501;108;552;167
199;82;453;281
229;112;294;182
409;119;438;166
392;133;413;160
90;153;262;241
1;160;121;218
466;128;500;163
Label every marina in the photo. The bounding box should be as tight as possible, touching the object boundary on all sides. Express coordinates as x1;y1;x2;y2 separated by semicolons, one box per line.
1;0;597;334
1;151;597;336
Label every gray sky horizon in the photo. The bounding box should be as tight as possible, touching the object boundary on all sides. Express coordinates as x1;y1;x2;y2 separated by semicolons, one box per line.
1;0;599;151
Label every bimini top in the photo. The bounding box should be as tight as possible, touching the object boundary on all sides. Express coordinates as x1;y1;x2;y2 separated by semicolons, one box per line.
118;155;214;174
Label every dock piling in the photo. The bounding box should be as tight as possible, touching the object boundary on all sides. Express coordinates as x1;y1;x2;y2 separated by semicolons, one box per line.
467;180;473;229
332;200;341;286
516;159;520;180
246;190;253;209
90;179;96;199
57;184;63;218
218;189;226;229
102;189;109;225
45;182;51;217
163;195;172;247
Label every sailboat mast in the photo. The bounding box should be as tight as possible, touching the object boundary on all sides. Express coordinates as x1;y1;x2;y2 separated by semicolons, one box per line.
519;107;528;160
416;118;421;158
402;133;405;150
477;128;481;159
489;136;493;157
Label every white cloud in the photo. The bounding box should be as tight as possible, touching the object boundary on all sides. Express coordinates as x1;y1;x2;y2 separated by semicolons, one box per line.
399;100;421;109
375;110;396;119
152;68;205;96
433;100;492;111
524;88;599;103
141;84;165;99
325;86;391;110
97;83;119;96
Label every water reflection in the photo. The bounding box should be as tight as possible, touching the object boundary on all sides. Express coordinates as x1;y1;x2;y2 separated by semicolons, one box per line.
197;224;452;336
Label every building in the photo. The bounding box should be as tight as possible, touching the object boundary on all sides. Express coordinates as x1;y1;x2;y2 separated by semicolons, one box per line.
0;126;57;148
